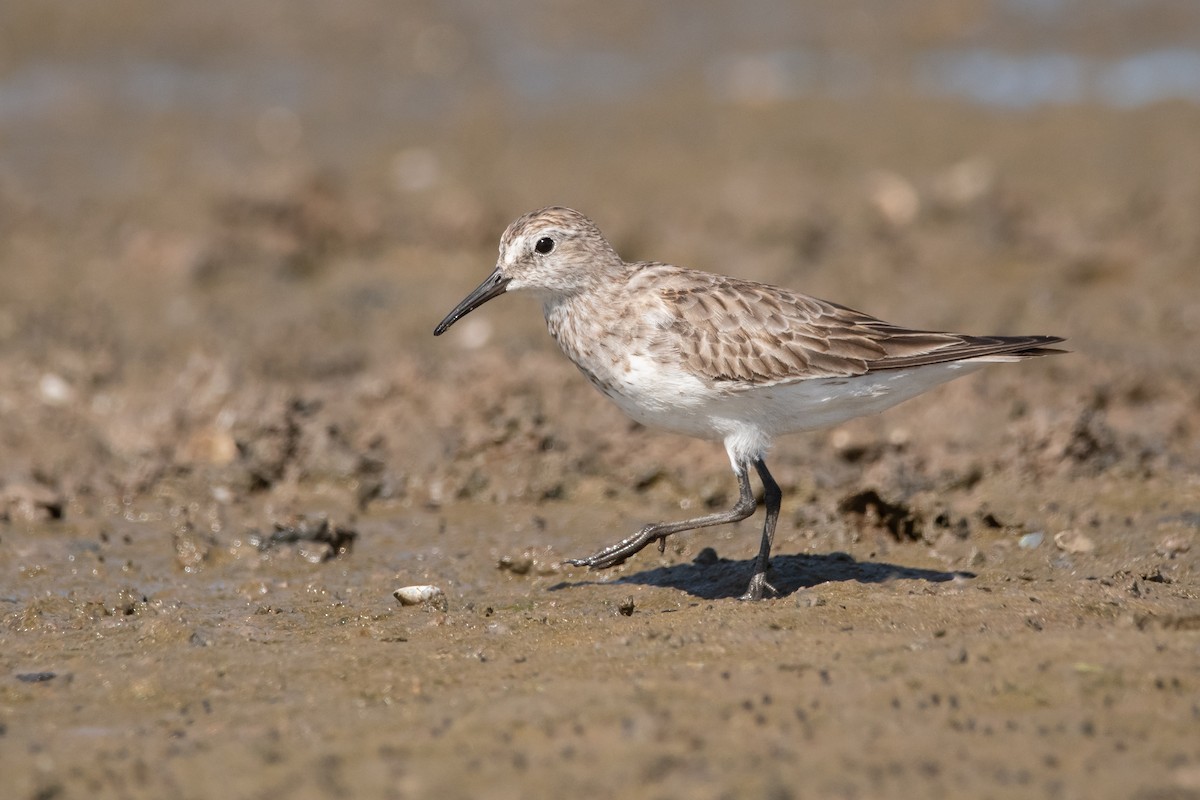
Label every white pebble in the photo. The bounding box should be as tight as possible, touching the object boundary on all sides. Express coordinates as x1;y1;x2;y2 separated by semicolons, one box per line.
1053;529;1095;554
1017;531;1044;549
393;585;447;610
39;373;73;405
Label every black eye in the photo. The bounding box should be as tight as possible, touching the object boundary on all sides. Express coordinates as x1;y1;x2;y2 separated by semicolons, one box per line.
534;237;555;254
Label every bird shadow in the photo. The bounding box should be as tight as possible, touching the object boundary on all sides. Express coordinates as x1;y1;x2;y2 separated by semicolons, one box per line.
551;550;972;601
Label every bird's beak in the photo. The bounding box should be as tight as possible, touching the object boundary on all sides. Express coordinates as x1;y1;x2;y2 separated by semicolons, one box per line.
433;267;512;335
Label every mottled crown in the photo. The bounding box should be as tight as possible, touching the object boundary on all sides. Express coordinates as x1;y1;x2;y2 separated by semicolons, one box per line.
501;207;607;250
497;207;625;295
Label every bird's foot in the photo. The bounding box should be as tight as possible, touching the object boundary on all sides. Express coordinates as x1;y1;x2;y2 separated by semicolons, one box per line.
739;571;779;601
565;524;666;570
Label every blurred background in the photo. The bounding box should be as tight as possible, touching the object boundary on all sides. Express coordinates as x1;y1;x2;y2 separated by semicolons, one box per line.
3;4;1200;799
1;0;1198;509
5;1;1200;207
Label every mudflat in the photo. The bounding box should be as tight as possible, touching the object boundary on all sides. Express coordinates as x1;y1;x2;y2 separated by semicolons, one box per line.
1;4;1197;798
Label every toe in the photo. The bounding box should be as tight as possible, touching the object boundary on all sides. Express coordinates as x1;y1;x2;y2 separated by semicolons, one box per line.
739;573;778;601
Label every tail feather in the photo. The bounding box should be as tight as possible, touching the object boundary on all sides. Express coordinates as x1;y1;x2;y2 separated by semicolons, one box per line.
871;335;1067;371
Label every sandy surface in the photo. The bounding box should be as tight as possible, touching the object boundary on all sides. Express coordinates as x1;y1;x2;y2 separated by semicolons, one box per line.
1;3;1198;799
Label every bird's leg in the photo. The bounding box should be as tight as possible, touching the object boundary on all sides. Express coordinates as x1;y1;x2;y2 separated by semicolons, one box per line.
566;463;757;570
740;458;782;600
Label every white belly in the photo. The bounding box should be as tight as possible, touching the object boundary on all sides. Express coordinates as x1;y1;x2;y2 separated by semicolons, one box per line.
588;354;985;462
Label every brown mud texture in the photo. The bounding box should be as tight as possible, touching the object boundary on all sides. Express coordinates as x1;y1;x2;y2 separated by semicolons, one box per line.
1;3;1198;799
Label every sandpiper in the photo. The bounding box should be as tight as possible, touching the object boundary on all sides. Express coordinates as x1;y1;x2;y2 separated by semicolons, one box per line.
434;207;1064;600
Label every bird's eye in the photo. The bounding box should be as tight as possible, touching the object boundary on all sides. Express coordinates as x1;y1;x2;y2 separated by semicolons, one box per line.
534;237;555;254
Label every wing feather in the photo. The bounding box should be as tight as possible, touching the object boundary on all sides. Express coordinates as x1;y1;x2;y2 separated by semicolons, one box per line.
637;265;1064;387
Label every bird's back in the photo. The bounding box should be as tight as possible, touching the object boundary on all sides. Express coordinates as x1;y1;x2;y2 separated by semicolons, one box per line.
626;262;1063;389
541;260;1063;447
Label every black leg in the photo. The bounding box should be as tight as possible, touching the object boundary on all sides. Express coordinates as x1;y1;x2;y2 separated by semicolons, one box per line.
566;462;757;570
741;458;781;601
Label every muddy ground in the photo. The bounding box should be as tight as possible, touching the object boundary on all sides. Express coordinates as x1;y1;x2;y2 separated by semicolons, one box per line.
1;3;1198;799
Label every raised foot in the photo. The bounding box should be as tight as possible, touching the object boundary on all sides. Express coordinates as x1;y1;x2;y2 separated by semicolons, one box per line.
565;524;667;571
563;554;624;570
739;571;779;601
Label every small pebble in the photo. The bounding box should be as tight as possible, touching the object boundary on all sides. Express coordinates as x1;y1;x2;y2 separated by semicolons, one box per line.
1157;535;1190;558
1054;529;1095;554
38;373;73;405
794;591;826;608
1018;531;1044;549
16;672;57;683
498;554;533;575
394;585;447;611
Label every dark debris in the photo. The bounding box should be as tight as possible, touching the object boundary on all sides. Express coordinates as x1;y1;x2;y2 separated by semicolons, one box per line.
838;489;922;542
250;514;357;562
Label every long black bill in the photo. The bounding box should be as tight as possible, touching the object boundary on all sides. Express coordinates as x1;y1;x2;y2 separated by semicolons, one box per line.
433;268;511;336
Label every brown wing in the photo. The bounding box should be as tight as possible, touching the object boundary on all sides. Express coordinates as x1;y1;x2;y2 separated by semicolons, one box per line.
640;266;1064;386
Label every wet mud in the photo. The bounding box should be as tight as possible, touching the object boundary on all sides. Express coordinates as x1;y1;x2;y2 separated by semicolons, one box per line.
1;3;1199;798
